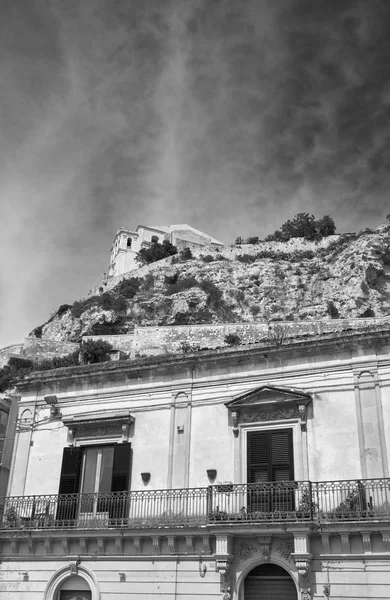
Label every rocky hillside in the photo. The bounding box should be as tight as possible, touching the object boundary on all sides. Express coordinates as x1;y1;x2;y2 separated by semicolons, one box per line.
31;225;390;343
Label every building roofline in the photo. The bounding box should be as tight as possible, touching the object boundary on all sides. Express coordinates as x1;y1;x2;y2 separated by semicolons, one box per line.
14;325;390;391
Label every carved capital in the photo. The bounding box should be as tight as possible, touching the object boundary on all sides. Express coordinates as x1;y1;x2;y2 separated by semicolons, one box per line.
295;559;310;576
216;560;229;576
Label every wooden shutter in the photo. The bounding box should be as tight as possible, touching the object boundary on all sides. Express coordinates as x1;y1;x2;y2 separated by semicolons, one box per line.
57;447;82;522
58;447;82;494
111;443;132;492
109;443;132;521
271;429;294;482
247;429;294;482
248;431;269;483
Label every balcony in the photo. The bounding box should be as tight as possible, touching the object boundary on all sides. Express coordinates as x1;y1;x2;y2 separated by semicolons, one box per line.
1;478;389;531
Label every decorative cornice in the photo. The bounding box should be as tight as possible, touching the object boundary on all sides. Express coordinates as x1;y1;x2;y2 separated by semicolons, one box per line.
225;385;311;436
62;410;134;444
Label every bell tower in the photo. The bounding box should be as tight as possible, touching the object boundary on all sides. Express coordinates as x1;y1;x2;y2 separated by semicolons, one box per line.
108;228;138;277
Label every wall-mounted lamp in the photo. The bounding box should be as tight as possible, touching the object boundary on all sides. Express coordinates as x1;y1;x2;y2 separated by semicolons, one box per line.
22;572;29;581
141;472;151;485
119;573;126;582
207;469;217;483
44;395;61;417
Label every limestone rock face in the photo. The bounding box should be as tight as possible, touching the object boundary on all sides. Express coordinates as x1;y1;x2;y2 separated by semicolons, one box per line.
32;227;390;342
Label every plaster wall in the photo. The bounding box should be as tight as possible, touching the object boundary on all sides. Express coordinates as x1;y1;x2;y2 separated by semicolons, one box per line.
378;378;390;472
130;406;171;491
308;388;361;480
189;402;233;487
0;559;222;600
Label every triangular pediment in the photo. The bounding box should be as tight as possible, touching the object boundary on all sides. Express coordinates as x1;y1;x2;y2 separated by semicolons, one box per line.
225;385;311;410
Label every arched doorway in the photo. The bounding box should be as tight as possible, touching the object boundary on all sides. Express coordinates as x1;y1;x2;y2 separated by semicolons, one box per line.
56;576;91;600
244;563;297;599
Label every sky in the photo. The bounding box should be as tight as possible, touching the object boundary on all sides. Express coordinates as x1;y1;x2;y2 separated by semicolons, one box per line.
1;0;390;347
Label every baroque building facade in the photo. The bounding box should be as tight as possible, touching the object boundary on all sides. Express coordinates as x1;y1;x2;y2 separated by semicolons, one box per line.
1;324;390;599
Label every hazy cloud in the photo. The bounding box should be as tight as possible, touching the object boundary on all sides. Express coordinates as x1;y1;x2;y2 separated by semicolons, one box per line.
1;0;390;345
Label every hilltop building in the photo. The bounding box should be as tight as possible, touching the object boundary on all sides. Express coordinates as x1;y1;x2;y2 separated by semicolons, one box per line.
108;224;224;277
1;320;390;599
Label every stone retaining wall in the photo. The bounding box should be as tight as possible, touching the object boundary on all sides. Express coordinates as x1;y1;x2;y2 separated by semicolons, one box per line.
82;316;390;359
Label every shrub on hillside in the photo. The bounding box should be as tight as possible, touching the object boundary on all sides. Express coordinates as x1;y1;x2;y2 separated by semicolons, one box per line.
115;277;141;299
224;333;241;346
236;254;256;264
166;276;198;296
246;236;259;244
57;304;72;317
136;240;178;265
327;301;340;319
202;254;214;263
80;339;113;364
199;279;223;307
164;272;179;285
180;247;193;260
112;295;128;312
142;273;155;291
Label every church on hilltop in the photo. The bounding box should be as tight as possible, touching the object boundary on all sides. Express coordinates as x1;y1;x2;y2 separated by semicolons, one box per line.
108;223;225;277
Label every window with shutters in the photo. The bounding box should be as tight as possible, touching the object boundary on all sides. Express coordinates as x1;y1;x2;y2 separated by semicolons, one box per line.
57;443;131;522
247;429;294;483
247;428;295;512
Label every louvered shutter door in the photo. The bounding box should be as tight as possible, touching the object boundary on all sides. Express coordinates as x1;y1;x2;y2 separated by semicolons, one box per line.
248;431;269;483
57;447;82;521
110;443;132;520
271;429;294;481
244;576;297;600
111;443;132;492
247;429;294;482
58;447;82;494
244;564;297;600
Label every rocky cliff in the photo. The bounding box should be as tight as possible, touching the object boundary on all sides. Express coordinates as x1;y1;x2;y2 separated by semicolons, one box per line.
31;225;390;343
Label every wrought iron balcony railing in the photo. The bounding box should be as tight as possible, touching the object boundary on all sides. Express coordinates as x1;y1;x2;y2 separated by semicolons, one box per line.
1;478;389;531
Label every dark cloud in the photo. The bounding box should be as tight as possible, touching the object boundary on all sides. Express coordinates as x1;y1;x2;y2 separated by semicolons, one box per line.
1;0;390;345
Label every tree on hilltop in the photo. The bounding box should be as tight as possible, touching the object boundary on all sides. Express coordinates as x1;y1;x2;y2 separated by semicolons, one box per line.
136;239;178;265
265;213;336;242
